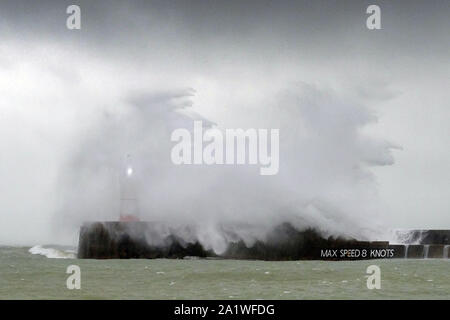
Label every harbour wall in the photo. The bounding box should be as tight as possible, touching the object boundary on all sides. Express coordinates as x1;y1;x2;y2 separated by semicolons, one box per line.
78;222;450;260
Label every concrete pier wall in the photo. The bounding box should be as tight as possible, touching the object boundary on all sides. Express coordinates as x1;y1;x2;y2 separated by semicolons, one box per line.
406;245;424;259
78;222;215;259
78;222;450;260
428;245;444;258
405;230;450;245
388;245;406;258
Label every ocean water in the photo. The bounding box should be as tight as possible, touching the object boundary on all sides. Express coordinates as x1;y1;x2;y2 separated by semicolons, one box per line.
0;246;449;300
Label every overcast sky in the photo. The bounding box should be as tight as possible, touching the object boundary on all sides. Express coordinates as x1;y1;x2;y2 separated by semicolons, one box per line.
0;0;449;245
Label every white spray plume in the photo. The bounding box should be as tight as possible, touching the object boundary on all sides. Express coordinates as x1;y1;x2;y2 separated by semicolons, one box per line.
53;83;397;252
0;44;397;250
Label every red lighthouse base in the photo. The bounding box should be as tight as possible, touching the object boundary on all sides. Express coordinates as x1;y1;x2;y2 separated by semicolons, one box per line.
119;214;140;222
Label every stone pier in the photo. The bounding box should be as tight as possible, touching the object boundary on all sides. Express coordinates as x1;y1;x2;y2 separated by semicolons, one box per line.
78;222;450;260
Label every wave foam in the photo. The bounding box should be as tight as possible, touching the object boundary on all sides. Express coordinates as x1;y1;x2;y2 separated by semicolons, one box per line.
29;245;76;259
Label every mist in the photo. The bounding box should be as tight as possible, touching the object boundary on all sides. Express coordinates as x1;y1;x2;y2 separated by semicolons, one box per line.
0;0;449;248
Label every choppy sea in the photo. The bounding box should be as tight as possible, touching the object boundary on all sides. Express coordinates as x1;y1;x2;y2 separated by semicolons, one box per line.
0;245;448;299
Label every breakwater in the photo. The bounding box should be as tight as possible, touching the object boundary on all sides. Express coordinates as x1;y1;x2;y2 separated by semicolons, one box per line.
78;222;450;260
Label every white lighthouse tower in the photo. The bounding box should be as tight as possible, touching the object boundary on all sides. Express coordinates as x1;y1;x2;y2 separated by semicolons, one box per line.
119;154;139;221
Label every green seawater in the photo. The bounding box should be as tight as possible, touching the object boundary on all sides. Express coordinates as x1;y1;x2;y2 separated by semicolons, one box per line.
0;246;449;299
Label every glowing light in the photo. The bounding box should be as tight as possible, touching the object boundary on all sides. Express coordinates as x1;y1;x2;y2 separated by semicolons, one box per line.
127;167;133;176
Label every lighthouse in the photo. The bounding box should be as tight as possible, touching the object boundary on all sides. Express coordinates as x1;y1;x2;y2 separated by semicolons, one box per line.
119;154;139;221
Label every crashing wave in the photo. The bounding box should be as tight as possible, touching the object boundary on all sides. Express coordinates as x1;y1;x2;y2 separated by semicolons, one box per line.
29;245;76;259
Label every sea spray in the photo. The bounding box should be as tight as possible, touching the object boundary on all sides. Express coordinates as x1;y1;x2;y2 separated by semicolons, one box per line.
55;85;397;252
423;245;430;259
29;245;76;259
